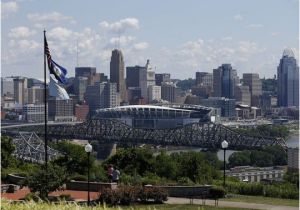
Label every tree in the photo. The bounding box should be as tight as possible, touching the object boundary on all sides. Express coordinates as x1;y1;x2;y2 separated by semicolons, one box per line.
1;136;16;168
172;151;217;184
250;151;273;167
51;141;95;176
105;148;155;176
25;164;66;199
154;151;178;179
265;145;287;166
228;151;251;168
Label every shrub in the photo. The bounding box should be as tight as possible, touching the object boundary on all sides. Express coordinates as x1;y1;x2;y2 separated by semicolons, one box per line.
209;186;226;199
98;188;121;206
118;186;138;205
25;164;67;200
98;185;168;205
177;177;194;185
69;174;87;181
140;186;168;204
23;192;41;202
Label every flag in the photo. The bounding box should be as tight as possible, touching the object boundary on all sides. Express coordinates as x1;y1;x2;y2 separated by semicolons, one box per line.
49;76;70;100
44;36;68;84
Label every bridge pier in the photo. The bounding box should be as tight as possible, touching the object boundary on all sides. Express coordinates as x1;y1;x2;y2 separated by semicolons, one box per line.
95;143;117;160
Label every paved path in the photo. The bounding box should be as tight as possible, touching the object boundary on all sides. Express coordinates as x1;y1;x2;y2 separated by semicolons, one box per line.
166;197;299;210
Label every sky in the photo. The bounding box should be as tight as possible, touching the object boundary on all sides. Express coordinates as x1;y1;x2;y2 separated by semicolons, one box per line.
1;0;299;80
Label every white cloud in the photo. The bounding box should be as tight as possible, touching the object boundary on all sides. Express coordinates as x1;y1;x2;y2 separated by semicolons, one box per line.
132;42;149;50
182;39;204;51
8;26;36;38
18;39;40;50
48;27;73;41
99;18;139;33
233;14;243;21
109;36;135;46
27;12;74;23
2;1;18;18
247;24;264;28
271;32;279;36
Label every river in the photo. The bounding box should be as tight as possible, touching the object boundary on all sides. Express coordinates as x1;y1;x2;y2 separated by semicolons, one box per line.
162;132;299;162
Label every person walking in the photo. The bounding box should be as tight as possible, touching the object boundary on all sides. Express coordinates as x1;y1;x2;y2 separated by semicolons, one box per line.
107;164;114;183
112;167;120;184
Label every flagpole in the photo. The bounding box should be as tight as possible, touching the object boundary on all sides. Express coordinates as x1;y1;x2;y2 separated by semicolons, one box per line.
44;30;48;167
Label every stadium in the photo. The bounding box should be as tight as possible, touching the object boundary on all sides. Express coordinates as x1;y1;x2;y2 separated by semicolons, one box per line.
95;104;212;129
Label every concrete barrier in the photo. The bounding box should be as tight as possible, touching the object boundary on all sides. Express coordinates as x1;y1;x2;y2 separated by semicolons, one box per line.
149;185;212;197
66;181;117;192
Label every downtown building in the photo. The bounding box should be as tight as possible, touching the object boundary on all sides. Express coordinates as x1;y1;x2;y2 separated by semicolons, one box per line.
155;73;171;86
277;48;299;107
75;67;101;85
242;73;262;107
199;97;236;118
126;65;148;101
13;77;28;105
148;85;161;102
1;77;14;97
161;82;178;103
235;84;251;106
27;86;45;104
195;72;213;87
146;59;156;88
23;104;47;122
110;49;126;102
213;64;238;99
85;82;118;114
48;98;75;122
74;76;88;101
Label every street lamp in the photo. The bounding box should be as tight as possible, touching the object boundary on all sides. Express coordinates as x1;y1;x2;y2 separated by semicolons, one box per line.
221;140;228;187
85;143;93;206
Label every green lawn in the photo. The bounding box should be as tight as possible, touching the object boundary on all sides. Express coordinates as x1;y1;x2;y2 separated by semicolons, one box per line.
0;200;255;210
123;204;254;210
221;195;299;207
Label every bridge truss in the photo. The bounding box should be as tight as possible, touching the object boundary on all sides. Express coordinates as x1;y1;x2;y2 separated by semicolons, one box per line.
12;132;60;163
45;119;286;150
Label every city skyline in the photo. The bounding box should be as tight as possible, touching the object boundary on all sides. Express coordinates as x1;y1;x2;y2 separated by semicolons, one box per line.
2;0;299;80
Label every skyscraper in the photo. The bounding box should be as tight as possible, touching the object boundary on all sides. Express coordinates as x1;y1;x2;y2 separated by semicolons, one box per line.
155;73;171;86
195;72;213;87
75;67;96;78
75;67;100;85
146;59;155;87
126;65;147;100
243;73;262;107
1;77;14;97
28;86;45;104
74;76;88;101
148;85;161;102
48;98;75;121
213;64;236;99
277;48;299;107
13;77;28;105
110;49;126;102
235;84;251;106
161;82;177;103
85;82;118;114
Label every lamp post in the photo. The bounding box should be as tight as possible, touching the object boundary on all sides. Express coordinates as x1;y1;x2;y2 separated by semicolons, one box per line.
221;140;228;187
85;143;93;206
